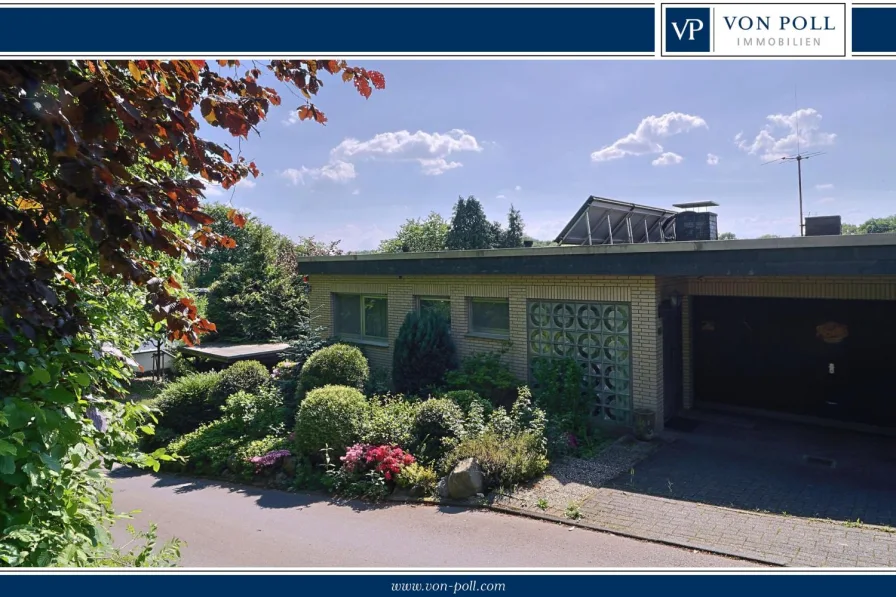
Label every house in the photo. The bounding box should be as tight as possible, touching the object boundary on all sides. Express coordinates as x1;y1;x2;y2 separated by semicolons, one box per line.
298;198;896;433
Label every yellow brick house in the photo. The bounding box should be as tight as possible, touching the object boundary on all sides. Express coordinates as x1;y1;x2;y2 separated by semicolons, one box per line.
299;199;896;434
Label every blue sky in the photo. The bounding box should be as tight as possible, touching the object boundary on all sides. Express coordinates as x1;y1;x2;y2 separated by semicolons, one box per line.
201;60;896;251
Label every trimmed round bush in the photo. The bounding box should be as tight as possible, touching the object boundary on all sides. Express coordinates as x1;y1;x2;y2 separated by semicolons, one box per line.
299;344;370;394
294;385;371;460
441;390;493;415
363;396;419;447
149;371;222;437
213;359;270;402
411;398;465;462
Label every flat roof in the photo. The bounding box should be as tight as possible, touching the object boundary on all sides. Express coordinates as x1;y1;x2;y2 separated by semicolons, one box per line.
181;342;289;363
298;234;896;278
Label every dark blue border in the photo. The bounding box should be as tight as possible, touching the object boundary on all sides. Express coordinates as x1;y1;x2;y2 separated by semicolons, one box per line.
2;574;896;595
0;6;655;54
852;6;896;53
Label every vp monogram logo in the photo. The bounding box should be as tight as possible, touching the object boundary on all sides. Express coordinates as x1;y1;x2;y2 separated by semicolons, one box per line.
665;7;711;53
671;18;704;41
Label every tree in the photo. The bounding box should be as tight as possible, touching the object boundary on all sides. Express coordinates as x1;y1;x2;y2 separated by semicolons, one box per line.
0;59;384;566
378;212;449;253
858;215;896;234
718;232;737;240
503;205;525;248
445;196;494;251
758;234;781;239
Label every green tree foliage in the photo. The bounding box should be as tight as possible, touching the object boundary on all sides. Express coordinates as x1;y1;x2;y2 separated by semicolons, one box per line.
392;310;458;396
718;232;737;240
857;215;896;234
445;196;494;250
445;196;528;251
0;59;383;566
378;212;450;253
503;205;525;248
191;205;308;343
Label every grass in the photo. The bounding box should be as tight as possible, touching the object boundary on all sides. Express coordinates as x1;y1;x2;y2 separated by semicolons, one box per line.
565;501;582;520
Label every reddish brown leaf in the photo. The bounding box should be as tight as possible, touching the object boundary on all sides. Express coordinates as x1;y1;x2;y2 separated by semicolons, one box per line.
222;149;232;163
167;275;182;290
227;208;247;228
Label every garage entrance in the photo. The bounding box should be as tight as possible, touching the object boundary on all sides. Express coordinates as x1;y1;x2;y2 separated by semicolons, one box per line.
692;296;896;428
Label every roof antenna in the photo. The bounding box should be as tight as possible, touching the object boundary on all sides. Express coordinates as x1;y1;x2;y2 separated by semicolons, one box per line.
762;87;825;237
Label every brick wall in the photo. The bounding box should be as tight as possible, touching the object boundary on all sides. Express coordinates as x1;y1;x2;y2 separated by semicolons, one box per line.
308;274;665;430
678;275;896;408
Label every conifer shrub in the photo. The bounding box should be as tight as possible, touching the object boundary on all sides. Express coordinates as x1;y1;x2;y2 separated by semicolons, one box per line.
392;309;458;396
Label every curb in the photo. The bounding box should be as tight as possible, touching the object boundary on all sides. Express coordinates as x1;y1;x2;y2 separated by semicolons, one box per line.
390;490;782;567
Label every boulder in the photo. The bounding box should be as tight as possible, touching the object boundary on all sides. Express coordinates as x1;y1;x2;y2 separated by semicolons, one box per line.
446;458;484;499
282;456;297;476
436;477;450;498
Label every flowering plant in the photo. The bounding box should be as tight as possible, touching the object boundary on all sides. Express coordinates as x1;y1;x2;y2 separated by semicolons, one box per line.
339;443;416;481
248;449;291;474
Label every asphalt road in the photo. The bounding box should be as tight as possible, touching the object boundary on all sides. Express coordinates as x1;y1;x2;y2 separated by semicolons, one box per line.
110;468;756;568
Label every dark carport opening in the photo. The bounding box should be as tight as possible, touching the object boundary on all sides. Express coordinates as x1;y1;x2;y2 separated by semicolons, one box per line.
691;295;896;430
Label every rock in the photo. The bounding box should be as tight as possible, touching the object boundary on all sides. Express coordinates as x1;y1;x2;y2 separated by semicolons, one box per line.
407;485;426;498
447;458;484;499
282;456;296;476
437;477;450;498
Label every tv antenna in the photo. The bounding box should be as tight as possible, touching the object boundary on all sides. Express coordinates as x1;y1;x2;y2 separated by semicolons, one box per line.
762;89;825;236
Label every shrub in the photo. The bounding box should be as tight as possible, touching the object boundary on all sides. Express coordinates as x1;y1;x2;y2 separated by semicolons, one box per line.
149;371;222;437
280;331;335;413
531;357;589;431
443;350;522;408
444;431;548;489
294;385;371;460
170;352;198;378
166;417;244;475
299;344;370;395
412;398;465;463
396;462;439;494
213;359;270;403
222;386;285;438
363;395;419;447
231;435;292;478
326;443;416;500
441;389;493;415
392;309;458;396
364;366;393;396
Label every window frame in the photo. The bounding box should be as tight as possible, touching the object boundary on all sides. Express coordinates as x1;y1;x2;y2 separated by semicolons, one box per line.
467;297;511;339
416;296;452;324
332;293;389;345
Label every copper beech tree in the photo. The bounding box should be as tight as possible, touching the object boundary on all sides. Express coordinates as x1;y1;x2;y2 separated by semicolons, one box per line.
0;60;385;349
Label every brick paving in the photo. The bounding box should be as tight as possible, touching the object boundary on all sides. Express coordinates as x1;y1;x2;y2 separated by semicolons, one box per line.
495;413;896;567
577;487;896;567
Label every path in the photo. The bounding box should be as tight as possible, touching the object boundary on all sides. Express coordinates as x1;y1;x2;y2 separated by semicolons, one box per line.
109;468;754;568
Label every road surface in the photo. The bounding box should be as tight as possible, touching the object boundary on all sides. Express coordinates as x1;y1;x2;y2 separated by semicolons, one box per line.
110;468;757;568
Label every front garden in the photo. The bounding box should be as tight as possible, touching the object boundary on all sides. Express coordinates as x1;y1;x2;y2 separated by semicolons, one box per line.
138;309;622;505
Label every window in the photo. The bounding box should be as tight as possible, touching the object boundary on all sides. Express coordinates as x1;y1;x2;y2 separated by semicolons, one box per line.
418;296;451;325
333;294;388;342
468;298;510;337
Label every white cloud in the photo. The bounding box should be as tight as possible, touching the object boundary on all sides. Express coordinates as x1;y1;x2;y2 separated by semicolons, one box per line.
496;194;507;200
281;160;356;186
203;185;224;197
652;152;684;167
736;108;836;161
282;112;299;127
418;158;462;176
706;153;720;166
815;183;834;190
351;189;360;196
514;185;522;191
591;112;708;163
236;178;256;189
818;197;836;204
331;129;481;175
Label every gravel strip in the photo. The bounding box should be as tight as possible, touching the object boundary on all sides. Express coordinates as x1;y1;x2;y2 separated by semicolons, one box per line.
493;436;658;517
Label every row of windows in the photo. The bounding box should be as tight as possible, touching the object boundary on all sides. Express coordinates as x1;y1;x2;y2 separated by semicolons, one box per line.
332;294;511;342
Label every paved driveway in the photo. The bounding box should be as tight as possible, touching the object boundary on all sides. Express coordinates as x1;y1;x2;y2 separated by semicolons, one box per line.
109;467;750;568
608;412;896;526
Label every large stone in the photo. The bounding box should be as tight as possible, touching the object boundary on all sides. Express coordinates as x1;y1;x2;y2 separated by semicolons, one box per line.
437;477;450;498
446;458;484;499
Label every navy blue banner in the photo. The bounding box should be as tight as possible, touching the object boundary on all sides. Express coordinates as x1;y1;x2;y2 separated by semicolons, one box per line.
2;574;896;595
852;6;896;53
0;6;655;55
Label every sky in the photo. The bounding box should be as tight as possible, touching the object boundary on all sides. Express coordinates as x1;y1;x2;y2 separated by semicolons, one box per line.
200;60;896;251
